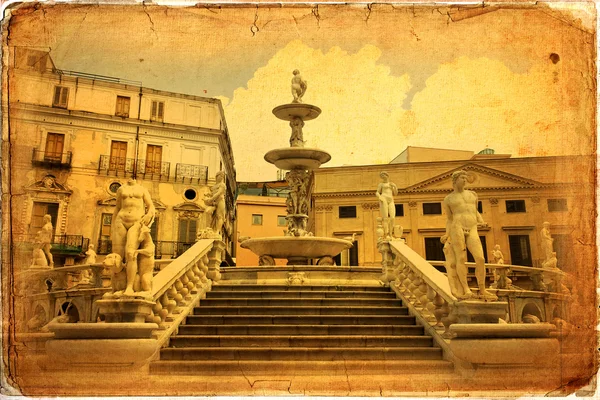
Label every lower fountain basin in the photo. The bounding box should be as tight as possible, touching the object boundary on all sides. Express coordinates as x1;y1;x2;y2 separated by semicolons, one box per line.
264;147;331;170
240;236;353;266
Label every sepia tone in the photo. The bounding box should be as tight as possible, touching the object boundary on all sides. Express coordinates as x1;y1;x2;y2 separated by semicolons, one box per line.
1;2;597;397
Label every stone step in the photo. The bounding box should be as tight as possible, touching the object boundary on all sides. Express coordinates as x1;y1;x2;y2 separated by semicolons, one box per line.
149;359;454;376
206;290;397;299
159;346;443;361
192;306;408;316
168;335;433;348
199;298;403;307
211;284;390;292
184;314;416;325
178;324;425;336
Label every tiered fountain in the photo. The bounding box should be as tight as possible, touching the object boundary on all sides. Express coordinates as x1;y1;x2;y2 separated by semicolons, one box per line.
241;70;353;266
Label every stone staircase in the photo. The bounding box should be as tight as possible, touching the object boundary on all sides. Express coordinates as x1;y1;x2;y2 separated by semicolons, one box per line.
149;283;453;376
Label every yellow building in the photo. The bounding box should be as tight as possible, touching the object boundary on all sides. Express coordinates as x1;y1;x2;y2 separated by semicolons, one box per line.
235;181;289;266
7;48;237;266
311;147;593;274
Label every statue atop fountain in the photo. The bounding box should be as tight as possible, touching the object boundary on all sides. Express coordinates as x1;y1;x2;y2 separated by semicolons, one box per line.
241;71;353;266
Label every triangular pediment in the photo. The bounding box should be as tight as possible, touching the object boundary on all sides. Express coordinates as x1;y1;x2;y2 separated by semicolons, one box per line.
25;175;72;194
97;197;117;206
405;164;545;192
173;202;205;212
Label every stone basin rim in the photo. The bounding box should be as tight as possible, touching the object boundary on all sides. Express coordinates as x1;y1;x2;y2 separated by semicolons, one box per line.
240;236;352;259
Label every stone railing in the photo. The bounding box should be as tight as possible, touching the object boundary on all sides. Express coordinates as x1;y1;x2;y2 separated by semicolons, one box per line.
147;239;219;345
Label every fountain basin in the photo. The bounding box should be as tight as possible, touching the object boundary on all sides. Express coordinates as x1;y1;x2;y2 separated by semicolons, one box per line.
272;103;322;121
240;236;352;266
264;147;331;170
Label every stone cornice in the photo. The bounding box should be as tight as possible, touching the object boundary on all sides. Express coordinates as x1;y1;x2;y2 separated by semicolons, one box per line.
312;183;575;199
11;103;223;142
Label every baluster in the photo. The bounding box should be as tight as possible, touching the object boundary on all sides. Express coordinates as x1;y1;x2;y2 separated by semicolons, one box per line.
180;275;191;301
425;286;437;322
432;293;446;329
186;269;198;294
165;286;178;321
418;278;429;312
406;270;418;302
174;279;185;306
412;275;424;308
161;291;175;322
152;300;164;325
396;264;408;291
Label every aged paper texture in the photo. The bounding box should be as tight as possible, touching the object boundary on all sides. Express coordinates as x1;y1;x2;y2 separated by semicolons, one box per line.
1;2;597;397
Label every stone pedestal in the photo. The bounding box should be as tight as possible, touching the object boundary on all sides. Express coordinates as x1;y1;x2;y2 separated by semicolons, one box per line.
96;298;154;323
451;300;508;324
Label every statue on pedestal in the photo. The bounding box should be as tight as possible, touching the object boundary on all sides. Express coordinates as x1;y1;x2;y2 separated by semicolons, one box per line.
291;69;307;103
84;244;97;264
203;171;227;238
107;178;156;297
540;222;554;263
443;171;497;301
31;214;54;268
376;172;397;240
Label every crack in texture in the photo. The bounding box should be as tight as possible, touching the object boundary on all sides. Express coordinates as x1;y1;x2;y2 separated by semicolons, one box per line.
250;6;259;37
142;2;158;39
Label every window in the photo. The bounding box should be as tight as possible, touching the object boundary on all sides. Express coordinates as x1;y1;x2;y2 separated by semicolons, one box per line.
252;214;263;225
44;133;65;162
477;201;483;214
115;96;131;118
339;206;356;218
423;203;442;215
547;198;568;212
395;204;404;217
146;145;163;174
109;182;121;194
178;219;197;243
506;200;526;213
508;235;532;266
30;202;59;236
53;86;69;108
424;237;445;262
109;141;128;171
151;100;165;121
277;215;286;226
184;189;197;201
97;213;112;254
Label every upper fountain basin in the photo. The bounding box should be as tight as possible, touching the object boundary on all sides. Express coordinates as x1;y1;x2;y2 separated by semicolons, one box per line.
273;104;322;121
264;147;331;170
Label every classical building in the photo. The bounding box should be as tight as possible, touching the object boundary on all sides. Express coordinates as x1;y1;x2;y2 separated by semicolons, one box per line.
235;181;289;266
8;48;237;267
311;147;592;274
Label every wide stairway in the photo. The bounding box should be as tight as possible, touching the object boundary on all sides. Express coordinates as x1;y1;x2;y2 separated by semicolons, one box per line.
149;283;453;376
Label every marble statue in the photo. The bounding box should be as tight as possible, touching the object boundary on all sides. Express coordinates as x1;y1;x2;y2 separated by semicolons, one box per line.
289;117;305;147
102;253;126;296
542;251;558;269
291;69;307;103
376;172;398;240
492;244;504;265
31;214;54;268
540;222;554;262
111;178;156;296
204;171;227;236
285;170;309;215
441;235;471;299
443;171;497;301
84;244;97;264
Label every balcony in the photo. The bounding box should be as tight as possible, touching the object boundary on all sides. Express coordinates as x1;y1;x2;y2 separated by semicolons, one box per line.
175;163;208;184
97;239;194;259
98;155;135;176
137;159;170;180
50;235;90;255
32;149;72;169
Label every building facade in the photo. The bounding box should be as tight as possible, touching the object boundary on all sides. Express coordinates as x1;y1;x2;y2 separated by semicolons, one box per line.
8;48;237;267
311;148;593;274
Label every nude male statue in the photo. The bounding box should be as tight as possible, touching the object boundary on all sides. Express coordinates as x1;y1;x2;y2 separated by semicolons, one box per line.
38;214;54;268
204;171;226;236
111;178;155;296
443;171;497;300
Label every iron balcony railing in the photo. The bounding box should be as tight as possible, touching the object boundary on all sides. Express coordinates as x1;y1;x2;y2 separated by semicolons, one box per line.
175;163;208;184
50;235;89;255
137;159;171;178
97;239;194;259
98;155;135;175
32;149;72;167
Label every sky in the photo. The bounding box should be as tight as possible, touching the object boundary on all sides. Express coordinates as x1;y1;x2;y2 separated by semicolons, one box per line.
6;3;596;181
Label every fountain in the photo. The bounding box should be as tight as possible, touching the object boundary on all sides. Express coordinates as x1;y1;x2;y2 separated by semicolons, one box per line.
240;70;353;266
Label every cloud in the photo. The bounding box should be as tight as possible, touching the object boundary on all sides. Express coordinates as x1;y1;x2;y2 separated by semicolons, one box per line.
224;40;412;181
407;56;592;157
